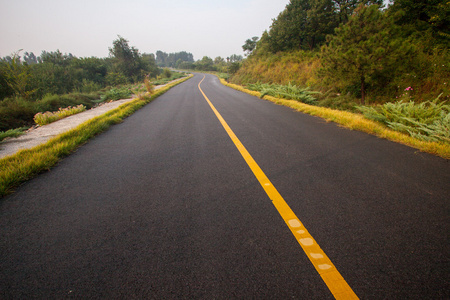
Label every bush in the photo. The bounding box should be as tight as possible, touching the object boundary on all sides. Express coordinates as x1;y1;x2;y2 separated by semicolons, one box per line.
34;104;86;126
100;87;132;102
0;98;36;131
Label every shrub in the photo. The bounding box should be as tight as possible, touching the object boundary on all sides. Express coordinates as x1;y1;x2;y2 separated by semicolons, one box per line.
34;104;86;126
100;87;132;102
357;94;450;143
0;127;28;142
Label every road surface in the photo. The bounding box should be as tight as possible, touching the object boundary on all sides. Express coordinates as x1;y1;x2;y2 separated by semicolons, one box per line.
1;73;449;299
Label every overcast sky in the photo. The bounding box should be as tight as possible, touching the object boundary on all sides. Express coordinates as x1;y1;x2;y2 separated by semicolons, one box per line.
0;0;290;61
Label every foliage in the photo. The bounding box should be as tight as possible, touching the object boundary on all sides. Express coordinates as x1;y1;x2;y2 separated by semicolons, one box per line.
232;50;321;87
246;82;320;104
152;71;186;85
357;95;450;143
243;37;259;56
33;104;86;126
100;87;132;102
0;127;28;142
320;4;409;103
234;2;449;107
264;0;383;53
1;37;159;102
156;51;194;68
0;92;100;131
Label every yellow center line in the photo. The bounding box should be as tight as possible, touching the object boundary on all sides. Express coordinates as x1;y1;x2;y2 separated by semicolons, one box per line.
198;75;358;300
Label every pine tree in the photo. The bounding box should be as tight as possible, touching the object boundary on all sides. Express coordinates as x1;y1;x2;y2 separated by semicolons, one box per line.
321;4;408;103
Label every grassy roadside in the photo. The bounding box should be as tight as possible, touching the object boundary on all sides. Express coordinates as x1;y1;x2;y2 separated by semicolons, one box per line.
0;74;193;197
219;78;450;160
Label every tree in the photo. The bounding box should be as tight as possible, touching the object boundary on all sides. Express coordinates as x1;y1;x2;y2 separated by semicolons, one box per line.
109;35;142;80
23;52;38;65
242;37;259;56
321;4;408;103
388;0;449;45
229;54;243;63
156;50;168;67
196;56;215;71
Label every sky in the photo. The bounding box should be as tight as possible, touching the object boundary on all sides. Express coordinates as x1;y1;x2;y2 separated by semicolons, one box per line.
0;0;290;61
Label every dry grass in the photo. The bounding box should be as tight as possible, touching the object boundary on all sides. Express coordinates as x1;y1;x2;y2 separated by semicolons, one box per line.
219;78;450;159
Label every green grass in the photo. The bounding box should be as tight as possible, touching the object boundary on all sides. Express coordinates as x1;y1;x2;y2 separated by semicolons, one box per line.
100;86;133;102
219;77;450;160
0;127;28;142
0;74;193;197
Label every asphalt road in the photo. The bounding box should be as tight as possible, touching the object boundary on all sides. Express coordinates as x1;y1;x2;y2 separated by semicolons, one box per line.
1;73;449;299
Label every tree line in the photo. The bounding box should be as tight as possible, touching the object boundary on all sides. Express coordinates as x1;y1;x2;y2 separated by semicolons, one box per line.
155;50;244;73
0;36;159;101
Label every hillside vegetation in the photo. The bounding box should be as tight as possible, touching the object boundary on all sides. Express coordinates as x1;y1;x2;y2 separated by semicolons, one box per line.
232;0;449;107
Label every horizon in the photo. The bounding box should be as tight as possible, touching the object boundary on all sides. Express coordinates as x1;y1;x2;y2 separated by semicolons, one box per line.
0;0;290;61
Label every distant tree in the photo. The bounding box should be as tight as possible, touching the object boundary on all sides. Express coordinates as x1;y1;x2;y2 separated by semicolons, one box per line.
266;0;384;52
214;56;225;65
228;62;241;74
155;50;168;67
229;54;243;62
197;56;215;71
40;50;74;66
109;35;142;80
141;53;159;77
242;37;259;56
2;51;35;99
23;52;38;65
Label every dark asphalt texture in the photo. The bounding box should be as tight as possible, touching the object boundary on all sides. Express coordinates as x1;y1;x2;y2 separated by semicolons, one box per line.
1;73;449;299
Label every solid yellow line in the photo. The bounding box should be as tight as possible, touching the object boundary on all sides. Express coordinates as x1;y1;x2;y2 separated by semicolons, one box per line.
198;76;358;300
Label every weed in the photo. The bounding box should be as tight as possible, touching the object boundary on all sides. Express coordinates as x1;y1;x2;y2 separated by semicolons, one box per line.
0;127;28;142
34;104;87;126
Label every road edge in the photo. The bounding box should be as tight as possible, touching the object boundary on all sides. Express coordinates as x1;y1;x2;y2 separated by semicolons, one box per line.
0;75;193;198
217;77;450;160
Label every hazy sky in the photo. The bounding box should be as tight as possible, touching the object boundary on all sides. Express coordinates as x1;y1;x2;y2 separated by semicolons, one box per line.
0;0;290;60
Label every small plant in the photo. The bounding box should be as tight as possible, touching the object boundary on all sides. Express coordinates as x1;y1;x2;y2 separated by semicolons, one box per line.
247;82;320;105
100;87;132;102
144;75;154;94
34;104;86;126
0;127;28;142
